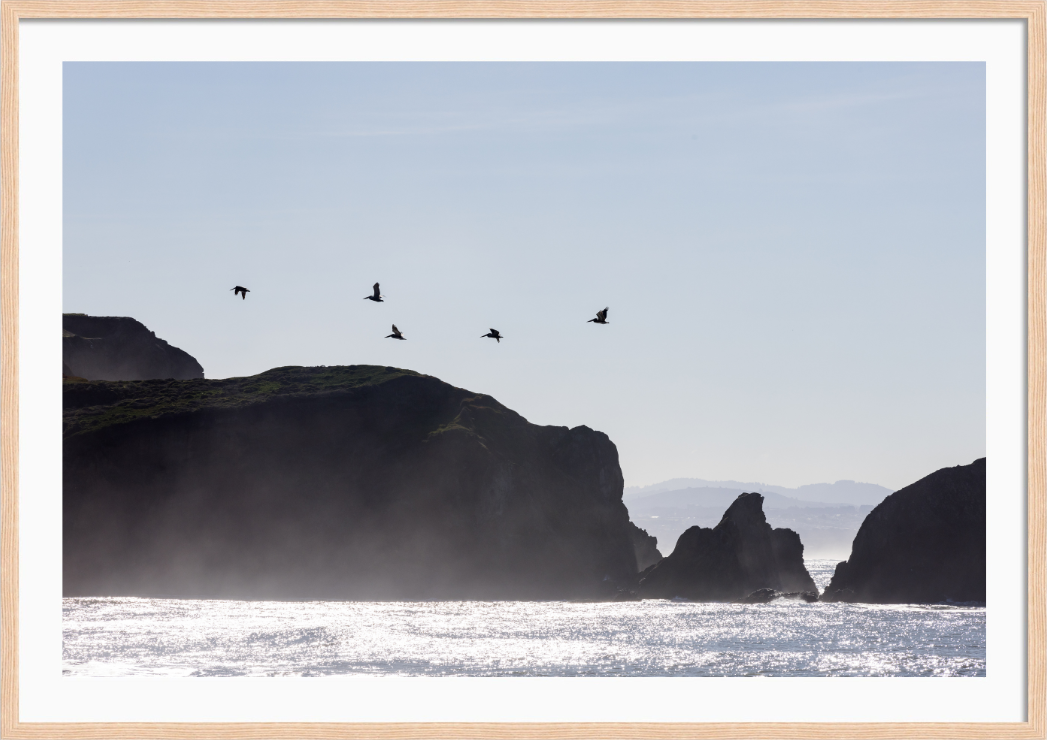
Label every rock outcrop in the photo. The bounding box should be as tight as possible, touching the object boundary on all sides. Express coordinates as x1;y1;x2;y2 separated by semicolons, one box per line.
737;588;818;604
63;365;639;601
629;523;663;571
63;314;204;381
821;458;986;604
636;492;816;601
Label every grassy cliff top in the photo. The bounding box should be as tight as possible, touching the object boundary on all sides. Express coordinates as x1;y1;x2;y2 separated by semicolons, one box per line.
63;365;426;439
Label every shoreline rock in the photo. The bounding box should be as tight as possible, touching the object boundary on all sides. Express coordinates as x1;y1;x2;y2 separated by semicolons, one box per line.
821;458;985;604
737;588;819;604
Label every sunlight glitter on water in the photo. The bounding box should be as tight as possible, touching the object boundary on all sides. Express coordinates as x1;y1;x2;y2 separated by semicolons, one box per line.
63;560;985;678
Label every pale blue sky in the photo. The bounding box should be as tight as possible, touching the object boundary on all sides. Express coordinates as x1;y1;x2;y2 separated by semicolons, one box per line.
63;62;985;489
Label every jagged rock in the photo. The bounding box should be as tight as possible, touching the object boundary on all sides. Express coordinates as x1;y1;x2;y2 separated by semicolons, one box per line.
821;458;986;604
629;523;663;571
63;314;204;381
63;365;639;600
637;492;816;601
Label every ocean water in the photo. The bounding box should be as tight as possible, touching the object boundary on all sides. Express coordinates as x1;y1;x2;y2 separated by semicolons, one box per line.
63;560;985;678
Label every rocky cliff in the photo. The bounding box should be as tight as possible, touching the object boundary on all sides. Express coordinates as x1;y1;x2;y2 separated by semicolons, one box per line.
629;523;662;571
821;458;986;604
63;314;204;380
636;492;816;601
63;365;639;600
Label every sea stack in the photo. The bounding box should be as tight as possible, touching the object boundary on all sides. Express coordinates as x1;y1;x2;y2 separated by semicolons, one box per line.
821;458;986;604
636;492;817;601
63;314;204;381
63;365;639;601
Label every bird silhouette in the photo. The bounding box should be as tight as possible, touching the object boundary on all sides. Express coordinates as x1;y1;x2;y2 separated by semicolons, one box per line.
364;283;384;302
231;286;250;300
385;324;405;340
481;329;503;343
588;307;609;324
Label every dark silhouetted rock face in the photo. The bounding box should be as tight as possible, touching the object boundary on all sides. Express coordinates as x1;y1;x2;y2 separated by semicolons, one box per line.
63;366;639;600
629;523;663;572
63;314;204;380
821;458;986;604
636;492;816;601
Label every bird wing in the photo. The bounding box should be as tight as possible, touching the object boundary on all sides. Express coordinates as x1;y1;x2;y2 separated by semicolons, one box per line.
599;307;608;320
391;324;399;334
490;329;498;334
373;283;381;298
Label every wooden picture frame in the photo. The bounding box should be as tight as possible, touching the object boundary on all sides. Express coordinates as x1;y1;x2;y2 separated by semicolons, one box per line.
2;2;1043;737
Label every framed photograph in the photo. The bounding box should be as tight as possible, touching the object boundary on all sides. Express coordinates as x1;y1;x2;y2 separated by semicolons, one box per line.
2;1;1043;738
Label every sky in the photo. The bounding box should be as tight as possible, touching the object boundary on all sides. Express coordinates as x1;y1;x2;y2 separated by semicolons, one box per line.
63;62;986;490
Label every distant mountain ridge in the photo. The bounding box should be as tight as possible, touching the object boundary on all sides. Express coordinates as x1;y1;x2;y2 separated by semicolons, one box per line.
625;478;893;507
631;487;838;512
624;479;894;559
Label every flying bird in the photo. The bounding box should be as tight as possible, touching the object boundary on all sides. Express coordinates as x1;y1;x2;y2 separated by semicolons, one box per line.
364;283;384;302
231;286;250;300
481;329;503;343
385;324;405;340
588;307;609;324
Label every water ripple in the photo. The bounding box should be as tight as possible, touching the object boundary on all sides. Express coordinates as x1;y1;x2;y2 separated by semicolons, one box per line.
63;560;985;678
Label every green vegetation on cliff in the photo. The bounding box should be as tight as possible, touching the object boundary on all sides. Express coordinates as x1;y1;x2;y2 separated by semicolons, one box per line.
63;365;424;440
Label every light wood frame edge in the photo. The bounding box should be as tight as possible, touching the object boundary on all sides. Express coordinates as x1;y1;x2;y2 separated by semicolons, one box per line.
1;1;19;740
0;0;1040;18
1;1;1043;738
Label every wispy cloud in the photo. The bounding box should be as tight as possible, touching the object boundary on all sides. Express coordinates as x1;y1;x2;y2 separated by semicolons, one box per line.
148;78;973;145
